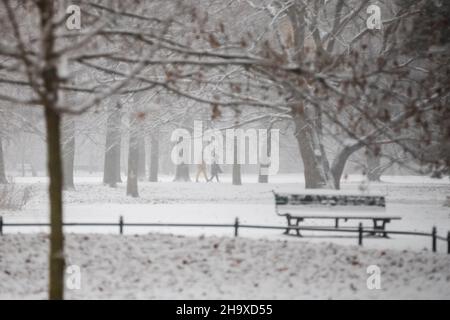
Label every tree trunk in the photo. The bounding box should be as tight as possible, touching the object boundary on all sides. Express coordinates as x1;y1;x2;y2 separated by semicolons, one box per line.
138;136;146;180
173;135;191;182
0;136;7;184
366;146;382;182
331;143;364;189
127;117;139;197
103;105;122;187
258;130;271;183
173;163;191;182
45;107;65;300
232;136;242;185
30;162;38;177
232;163;241;185
330;149;353;190
21;145;25;177
258;166;268;183
62;117;75;190
286;5;335;190
38;0;64;300
292;108;333;189
0;137;6;184
148;129;159;182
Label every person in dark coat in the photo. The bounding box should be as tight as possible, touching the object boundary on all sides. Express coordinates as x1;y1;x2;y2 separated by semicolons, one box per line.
208;160;222;182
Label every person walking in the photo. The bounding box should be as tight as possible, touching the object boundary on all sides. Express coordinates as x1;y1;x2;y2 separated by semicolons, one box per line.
195;160;209;182
208;159;222;182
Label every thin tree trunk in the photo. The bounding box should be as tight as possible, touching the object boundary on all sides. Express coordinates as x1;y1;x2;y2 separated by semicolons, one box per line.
38;0;64;300
138;136;146;180
127;116;139;197
232;164;241;185
232;135;242;185
148;129;159;182
30;162;37;177
232;114;242;185
62;118;75;190
173;163;191;181
0;136;7;184
258;131;271;183
103;105;122;187
258;166;268;183
173;136;191;182
45;107;65;300
20;139;25;177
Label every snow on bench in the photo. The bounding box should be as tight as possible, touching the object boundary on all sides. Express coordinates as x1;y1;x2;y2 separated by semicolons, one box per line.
273;191;401;238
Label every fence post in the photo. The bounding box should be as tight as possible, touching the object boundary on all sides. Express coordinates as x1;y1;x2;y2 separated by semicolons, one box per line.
119;216;124;235
234;217;239;237
358;223;363;246
432;226;437;253
0;216;3;236
447;231;450;255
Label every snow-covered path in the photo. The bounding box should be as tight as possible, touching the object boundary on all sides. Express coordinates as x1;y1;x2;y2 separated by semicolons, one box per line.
1;233;449;300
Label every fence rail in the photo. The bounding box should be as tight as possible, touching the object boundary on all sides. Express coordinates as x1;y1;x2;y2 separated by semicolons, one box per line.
0;215;449;254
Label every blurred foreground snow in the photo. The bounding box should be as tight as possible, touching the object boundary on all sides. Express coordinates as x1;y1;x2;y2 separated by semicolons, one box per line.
0;233;449;299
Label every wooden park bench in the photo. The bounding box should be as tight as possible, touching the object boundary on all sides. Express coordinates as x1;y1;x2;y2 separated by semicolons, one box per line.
273;192;401;238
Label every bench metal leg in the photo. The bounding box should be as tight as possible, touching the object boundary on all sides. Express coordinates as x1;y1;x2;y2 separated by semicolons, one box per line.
372;219;390;238
295;219;302;237
284;216;302;237
381;220;389;238
284;216;291;235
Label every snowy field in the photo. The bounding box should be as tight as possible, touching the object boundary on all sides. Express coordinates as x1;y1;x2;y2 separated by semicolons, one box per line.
1;174;449;252
1;233;450;300
1;173;449;299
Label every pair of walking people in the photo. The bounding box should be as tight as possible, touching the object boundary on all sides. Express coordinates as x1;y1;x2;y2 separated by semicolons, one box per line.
196;160;222;182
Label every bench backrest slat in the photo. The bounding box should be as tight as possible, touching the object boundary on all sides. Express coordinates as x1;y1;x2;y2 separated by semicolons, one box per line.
275;193;386;208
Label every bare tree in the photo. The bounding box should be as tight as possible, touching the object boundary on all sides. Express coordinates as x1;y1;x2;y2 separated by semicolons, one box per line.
0;0;206;298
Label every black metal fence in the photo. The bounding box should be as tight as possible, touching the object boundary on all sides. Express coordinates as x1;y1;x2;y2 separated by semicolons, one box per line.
1;215;449;254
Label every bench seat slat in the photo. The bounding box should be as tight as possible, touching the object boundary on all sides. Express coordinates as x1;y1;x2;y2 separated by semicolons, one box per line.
284;216;401;220
277;206;386;213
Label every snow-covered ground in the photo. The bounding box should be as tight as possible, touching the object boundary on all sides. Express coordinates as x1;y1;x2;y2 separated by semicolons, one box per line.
1;233;449;299
1;173;449;299
1;174;449;253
